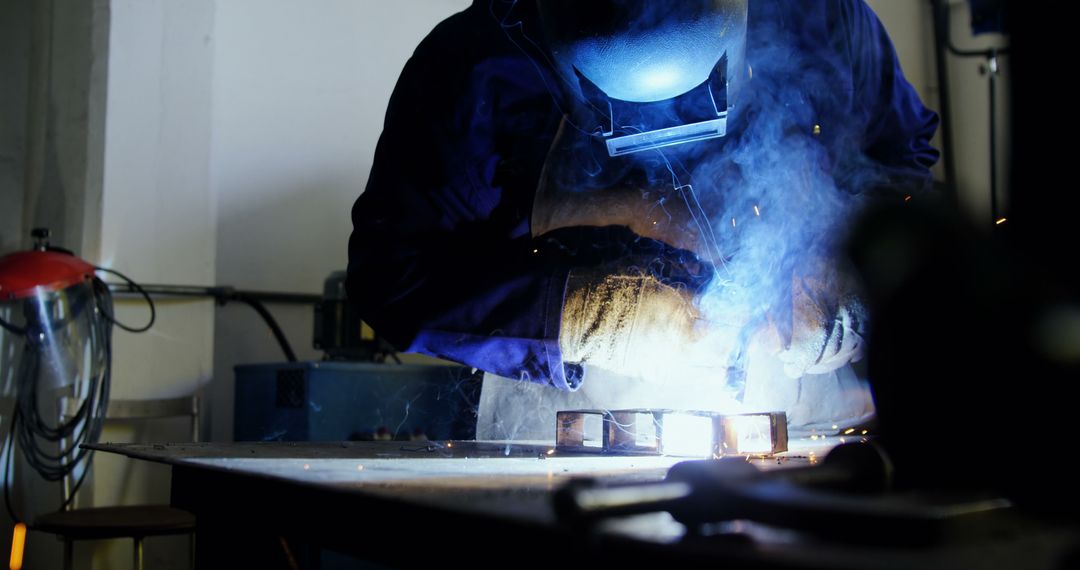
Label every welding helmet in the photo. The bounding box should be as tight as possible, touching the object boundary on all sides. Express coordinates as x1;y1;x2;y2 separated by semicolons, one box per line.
536;0;748;157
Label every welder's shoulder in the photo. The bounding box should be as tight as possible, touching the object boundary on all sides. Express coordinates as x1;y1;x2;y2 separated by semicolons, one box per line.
399;2;513;90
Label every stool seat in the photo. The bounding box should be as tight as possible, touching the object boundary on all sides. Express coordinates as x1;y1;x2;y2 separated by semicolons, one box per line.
35;506;196;540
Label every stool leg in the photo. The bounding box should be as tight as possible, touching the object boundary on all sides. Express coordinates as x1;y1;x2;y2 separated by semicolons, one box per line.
133;536;144;570
63;538;73;570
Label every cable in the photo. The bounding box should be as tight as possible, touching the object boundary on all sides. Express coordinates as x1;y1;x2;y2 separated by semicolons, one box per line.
231;293;298;362
0;313;26;336
94;266;155;333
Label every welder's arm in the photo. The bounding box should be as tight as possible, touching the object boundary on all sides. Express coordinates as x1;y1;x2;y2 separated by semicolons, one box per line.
349;211;577;389
776;3;941;378
842;0;941;195
347;6;587;390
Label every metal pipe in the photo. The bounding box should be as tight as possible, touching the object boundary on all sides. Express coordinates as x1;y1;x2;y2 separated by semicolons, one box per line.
107;283;319;362
930;0;958;201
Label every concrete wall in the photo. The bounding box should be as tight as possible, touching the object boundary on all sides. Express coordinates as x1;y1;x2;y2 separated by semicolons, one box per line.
0;0;32;255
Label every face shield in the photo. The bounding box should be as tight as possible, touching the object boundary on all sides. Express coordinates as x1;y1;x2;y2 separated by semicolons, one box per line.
0;242;113;508
537;0;748;157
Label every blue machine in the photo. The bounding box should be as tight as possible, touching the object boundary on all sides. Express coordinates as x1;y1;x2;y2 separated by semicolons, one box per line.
233;362;481;442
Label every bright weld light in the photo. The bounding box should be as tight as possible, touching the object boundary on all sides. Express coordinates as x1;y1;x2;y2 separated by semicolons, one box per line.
9;523;26;570
662;414;714;457
729;415;773;454
446;442;453;448
996;217;1007;225
636;66;682;94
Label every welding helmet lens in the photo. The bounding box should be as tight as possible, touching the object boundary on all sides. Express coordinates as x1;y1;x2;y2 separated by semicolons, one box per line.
537;0;748;157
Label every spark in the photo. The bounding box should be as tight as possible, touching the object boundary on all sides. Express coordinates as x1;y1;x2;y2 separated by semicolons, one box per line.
839;437;847;444
753;205;760;217
357;465;364;471
731;218;737;228
996;217;1007;225
303;464;310;470
843;428;855;435
546;449;555;456
446;441;453;448
831;424;838;430
812;124;822;136
904;195;912;202
861;430;868;435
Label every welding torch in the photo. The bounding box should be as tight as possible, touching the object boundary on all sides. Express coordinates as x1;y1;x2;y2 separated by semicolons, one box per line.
555;442;1010;545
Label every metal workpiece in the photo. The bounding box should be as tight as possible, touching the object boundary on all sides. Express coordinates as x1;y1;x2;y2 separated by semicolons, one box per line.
555;409;788;457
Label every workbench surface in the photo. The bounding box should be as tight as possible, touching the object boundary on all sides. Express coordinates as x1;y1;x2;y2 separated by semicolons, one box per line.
86;440;1078;570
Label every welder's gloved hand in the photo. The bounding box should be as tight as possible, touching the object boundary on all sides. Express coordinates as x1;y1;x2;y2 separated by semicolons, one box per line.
537;225;714;294
559;270;707;380
777;273;868;379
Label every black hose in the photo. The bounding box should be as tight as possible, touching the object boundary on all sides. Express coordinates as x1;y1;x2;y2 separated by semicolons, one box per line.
232;293;298;362
94;267;155;333
107;283;309;363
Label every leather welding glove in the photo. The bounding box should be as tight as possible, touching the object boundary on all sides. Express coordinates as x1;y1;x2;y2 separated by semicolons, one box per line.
560;270;708;380
776;264;868;379
536;225;715;380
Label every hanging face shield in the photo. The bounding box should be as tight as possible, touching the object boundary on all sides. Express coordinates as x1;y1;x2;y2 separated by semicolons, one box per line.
0;230;153;518
531;1;749;257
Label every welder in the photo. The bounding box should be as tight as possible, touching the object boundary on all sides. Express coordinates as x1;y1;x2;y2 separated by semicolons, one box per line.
347;1;939;438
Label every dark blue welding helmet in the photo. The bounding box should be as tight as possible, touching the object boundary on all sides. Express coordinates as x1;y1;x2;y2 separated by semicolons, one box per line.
537;0;748;157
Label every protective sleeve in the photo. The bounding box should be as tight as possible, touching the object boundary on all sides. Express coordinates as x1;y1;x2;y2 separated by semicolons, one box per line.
346;5;580;390
839;0;941;194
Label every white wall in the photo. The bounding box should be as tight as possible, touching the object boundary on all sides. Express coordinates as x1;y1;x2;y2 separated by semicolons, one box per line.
93;1;217;568
208;0;470;442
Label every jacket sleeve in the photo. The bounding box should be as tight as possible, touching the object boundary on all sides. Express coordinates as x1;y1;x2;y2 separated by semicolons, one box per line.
346;7;581;390
840;0;941;195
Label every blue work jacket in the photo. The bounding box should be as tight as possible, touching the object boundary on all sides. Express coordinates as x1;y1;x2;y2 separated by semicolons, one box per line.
348;1;939;391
